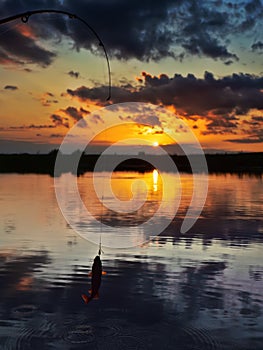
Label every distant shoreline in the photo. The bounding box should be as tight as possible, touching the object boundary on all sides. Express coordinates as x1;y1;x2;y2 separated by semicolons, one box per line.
0;152;262;176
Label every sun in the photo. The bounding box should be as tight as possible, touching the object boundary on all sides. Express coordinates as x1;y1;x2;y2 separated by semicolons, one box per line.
153;141;159;147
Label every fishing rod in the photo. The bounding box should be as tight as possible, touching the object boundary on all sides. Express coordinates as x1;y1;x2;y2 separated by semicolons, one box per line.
0;9;111;100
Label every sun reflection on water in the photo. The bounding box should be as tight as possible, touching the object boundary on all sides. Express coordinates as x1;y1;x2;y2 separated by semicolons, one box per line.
152;169;158;192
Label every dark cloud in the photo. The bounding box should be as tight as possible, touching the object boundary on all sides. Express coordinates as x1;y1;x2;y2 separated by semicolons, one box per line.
237;0;263;32
133;114;162;127
67;71;263;114
1;0;261;63
252;116;263;122
40;92;58;106
90;114;104;124
50;133;65;138
0;25;56;67
66;70;263;135
60;106;87;127
9;124;54;130
50;114;69;128
245;0;262;13
50;133;75;138
42;100;58;107
180;31;238;62
119;111;163;131
224;60;234;66
226;137;263;143
251;41;263;52
80;107;90;114
60;0;244;62
61;106;84;122
68;70;80;79
4;85;18;90
0;47;24;65
30;123;55;129
226;114;263;142
67;85;139;104
204;117;238;135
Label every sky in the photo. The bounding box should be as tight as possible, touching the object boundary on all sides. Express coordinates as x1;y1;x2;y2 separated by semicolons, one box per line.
0;0;262;154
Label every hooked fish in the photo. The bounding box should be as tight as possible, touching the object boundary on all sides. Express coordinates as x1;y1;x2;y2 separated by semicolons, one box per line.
82;250;106;304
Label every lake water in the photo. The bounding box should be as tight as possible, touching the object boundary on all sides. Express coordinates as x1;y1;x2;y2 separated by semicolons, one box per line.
0;172;263;349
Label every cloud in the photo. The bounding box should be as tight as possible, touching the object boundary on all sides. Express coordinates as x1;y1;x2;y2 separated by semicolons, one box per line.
4;85;18;91
60;106;87;127
50;133;75;138
9;124;55;130
0;26;56;67
66;70;263;135
224;60;234;66
0;48;24;66
59;0;244;62
133;114;162;128
90;114;104;124
180;32;238;62
204;117;238;135
50;114;69;128
80;107;90;114
61;106;84;122
226;137;263;144
245;0;261;13
51;106;91;129
50;133;65;138
67;85;138;104
67;71;263;114
251;41;263;52
1;0;261;63
68;70;80;79
40;92;59;107
252;116;263;122
64;0;261;63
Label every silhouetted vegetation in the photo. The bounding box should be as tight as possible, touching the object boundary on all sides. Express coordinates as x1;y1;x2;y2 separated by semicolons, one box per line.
0;152;262;176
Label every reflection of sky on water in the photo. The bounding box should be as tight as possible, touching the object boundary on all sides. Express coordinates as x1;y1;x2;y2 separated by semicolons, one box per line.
0;239;263;349
0;172;262;349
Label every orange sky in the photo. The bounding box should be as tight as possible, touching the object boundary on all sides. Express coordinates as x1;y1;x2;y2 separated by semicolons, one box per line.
0;3;262;154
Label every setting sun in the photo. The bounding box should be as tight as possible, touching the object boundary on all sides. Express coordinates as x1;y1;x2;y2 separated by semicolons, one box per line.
153;141;159;147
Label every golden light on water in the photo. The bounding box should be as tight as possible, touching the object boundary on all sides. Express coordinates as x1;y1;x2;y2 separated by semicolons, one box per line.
153;169;158;192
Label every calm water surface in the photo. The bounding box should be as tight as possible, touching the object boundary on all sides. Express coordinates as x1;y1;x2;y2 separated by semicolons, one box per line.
0;172;262;349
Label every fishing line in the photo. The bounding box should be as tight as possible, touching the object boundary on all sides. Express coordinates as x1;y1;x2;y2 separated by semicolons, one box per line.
97;122;110;255
99;193;104;256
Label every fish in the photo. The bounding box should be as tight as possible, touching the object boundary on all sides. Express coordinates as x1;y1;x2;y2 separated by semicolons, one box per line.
82;249;106;304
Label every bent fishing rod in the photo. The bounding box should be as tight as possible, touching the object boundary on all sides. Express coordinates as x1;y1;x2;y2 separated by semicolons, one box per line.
0;9;111;100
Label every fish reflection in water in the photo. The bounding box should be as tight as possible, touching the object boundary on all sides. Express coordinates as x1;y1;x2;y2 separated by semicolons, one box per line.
82;244;107;304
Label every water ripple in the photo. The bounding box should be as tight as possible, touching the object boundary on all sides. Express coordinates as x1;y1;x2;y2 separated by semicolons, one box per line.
63;324;95;344
182;326;222;350
2;319;57;350
12;305;38;317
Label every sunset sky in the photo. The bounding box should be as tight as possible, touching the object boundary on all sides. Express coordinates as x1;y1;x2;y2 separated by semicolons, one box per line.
0;0;262;154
